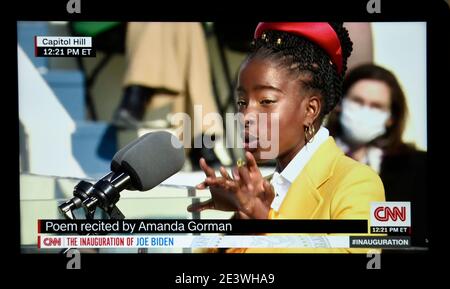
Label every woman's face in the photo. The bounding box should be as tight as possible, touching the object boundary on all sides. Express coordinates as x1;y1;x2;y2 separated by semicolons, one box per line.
346;79;391;115
236;57;310;162
338;79;393;145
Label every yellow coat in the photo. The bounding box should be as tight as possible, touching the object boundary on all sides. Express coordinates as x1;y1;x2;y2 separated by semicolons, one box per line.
227;137;385;253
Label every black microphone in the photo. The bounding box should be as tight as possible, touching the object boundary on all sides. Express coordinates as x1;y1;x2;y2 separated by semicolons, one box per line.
59;131;185;219
58;134;145;219
82;131;185;216
110;135;144;172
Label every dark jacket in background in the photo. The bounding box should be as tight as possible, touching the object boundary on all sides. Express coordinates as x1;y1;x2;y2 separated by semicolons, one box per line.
380;150;428;248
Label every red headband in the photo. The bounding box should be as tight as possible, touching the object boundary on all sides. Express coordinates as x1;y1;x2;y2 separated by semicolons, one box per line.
254;22;343;74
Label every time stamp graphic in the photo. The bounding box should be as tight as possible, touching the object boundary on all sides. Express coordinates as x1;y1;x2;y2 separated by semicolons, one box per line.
35;36;96;57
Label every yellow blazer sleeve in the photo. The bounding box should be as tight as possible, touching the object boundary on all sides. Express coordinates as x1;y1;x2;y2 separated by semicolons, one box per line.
330;162;385;220
329;162;386;254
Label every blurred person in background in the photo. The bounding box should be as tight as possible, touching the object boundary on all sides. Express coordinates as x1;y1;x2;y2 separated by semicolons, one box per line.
112;22;228;168
326;63;427;248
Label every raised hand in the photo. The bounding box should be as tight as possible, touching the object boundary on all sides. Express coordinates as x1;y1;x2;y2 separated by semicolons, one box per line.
229;153;275;219
187;158;239;212
188;152;276;219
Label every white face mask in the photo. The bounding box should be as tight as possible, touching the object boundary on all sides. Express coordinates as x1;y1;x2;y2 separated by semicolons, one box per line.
339;98;391;144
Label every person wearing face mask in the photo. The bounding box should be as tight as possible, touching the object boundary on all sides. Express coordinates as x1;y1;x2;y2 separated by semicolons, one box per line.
326;64;428;249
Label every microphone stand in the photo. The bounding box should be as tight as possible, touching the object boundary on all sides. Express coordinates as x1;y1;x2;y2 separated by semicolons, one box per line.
81;171;128;220
58;173;126;220
58;173;127;254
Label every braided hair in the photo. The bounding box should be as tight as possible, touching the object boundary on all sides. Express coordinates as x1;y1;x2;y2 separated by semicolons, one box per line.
247;22;353;120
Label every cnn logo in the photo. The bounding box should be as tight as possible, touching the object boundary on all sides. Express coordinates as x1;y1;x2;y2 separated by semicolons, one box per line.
43;237;62;247
370;202;411;227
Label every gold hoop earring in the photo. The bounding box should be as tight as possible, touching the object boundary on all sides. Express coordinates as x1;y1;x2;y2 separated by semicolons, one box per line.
304;124;311;143
310;124;316;140
304;124;315;143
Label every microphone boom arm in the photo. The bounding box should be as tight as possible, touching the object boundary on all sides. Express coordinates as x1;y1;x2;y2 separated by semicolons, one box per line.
58;171;127;220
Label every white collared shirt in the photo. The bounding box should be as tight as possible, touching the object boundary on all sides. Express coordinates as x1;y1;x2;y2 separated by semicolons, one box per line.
335;137;383;173
270;126;330;212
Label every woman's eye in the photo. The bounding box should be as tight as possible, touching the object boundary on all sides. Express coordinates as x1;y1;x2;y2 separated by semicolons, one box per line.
260;99;275;105
371;104;388;111
237;100;247;106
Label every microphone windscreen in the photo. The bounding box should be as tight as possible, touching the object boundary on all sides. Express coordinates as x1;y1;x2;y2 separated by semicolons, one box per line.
110;136;143;171
120;131;185;191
